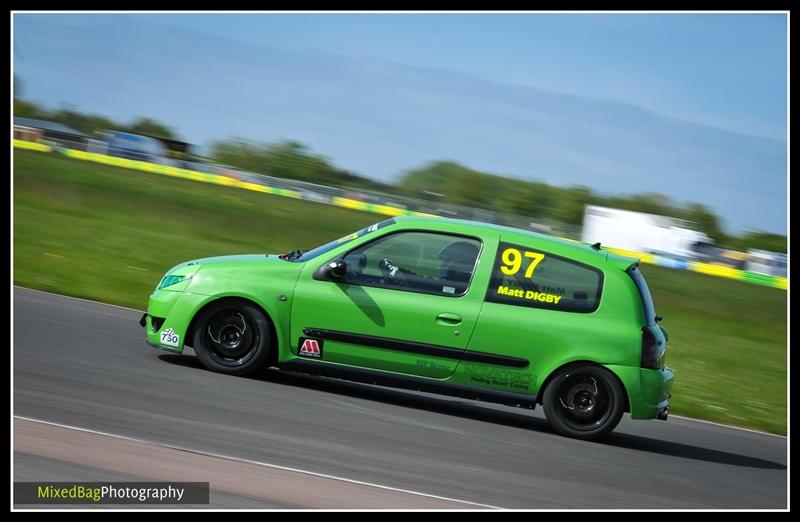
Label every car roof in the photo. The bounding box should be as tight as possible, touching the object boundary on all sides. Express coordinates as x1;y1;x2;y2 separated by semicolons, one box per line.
390;216;639;270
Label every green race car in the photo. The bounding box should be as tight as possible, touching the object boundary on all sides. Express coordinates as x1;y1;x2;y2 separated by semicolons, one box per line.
141;216;673;440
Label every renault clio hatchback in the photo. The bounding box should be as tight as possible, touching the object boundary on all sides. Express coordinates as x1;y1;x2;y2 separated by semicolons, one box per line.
141;216;674;440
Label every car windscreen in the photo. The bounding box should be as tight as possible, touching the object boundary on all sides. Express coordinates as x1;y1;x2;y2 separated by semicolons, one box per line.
627;265;656;326
293;218;397;262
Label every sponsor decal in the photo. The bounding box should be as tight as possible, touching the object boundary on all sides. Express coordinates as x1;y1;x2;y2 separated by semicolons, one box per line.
463;364;534;390
336;232;360;244
335;219;397;245
415;359;452;371
298;337;323;358
160;328;179;347
495;285;562;304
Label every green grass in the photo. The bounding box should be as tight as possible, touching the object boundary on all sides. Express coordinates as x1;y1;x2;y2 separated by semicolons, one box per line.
13;149;380;308
13;149;787;435
640;265;786;434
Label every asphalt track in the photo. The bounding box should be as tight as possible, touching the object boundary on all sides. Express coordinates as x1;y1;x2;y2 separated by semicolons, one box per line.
13;287;788;509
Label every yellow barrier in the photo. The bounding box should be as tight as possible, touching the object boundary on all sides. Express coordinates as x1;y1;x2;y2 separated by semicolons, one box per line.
604;246;656;265
13;139;51;152
332;196;370;211
369;204;408;217
238;181;271;193
688;261;744;280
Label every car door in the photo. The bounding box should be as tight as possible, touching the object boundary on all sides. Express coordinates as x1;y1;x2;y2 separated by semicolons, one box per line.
290;230;489;379
460;238;607;394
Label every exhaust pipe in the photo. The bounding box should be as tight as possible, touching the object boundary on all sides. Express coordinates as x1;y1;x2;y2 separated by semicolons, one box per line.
657;407;669;421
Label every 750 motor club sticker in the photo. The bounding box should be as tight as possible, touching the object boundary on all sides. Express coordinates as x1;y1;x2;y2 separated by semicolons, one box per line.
160;328;179;347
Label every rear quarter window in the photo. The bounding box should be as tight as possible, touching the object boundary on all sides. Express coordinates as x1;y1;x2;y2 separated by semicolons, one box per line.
485;241;603;313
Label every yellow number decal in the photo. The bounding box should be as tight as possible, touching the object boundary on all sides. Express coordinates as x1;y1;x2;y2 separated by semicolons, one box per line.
500;248;522;275
499;247;546;278
524;251;545;278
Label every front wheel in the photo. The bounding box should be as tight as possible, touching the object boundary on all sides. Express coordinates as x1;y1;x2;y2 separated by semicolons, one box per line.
542;364;625;441
192;300;273;376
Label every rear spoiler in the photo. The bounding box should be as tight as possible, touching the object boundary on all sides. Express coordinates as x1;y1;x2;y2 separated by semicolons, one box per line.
604;251;640;272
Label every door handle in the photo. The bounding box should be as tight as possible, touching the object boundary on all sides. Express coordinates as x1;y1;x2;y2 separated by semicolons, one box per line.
436;313;462;325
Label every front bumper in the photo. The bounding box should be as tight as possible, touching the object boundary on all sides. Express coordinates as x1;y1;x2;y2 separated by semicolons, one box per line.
140;289;208;352
145;336;182;353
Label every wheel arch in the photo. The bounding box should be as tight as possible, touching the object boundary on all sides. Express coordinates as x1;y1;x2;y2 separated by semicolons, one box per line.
536;360;631;413
185;295;280;366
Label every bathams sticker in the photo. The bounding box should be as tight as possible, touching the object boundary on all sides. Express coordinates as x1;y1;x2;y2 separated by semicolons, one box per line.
298;337;323;358
160;328;179;347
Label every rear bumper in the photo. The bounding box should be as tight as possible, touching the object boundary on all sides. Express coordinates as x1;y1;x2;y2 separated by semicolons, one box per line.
605;364;674;420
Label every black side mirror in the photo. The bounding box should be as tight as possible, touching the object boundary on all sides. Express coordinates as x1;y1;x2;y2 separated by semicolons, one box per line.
325;260;348;280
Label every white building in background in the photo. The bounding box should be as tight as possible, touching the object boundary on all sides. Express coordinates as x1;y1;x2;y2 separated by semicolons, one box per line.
581;205;712;259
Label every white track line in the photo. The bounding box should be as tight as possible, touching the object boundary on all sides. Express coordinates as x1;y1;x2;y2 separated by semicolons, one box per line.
14;285;143;313
669;415;787;439
13;415;501;510
14;285;788;439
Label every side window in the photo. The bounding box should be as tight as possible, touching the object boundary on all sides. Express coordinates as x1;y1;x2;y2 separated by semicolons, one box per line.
485;242;603;312
341;232;481;297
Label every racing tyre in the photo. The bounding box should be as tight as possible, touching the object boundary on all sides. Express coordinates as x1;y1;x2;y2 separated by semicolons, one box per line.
192;300;273;376
542;364;625;441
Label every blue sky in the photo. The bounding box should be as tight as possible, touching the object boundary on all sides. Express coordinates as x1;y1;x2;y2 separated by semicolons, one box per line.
13;13;788;234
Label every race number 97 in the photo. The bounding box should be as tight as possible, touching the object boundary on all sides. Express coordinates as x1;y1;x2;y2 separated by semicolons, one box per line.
499;247;545;278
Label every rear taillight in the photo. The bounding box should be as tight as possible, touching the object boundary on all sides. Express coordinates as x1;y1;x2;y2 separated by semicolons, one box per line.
641;327;662;369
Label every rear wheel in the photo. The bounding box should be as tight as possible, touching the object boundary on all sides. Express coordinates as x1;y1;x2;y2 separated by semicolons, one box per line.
542;364;625;441
192;300;273;376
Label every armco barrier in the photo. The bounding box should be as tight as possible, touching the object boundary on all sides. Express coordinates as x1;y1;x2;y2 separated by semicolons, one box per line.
13;139;787;290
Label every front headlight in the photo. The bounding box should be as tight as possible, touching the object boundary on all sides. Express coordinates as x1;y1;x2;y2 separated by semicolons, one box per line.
155;261;201;292
158;274;187;290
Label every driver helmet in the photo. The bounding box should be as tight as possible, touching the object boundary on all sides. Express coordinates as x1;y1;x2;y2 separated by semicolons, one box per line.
437;241;479;281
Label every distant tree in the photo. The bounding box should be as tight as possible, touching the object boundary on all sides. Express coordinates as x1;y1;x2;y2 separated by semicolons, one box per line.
209;138;389;191
398;161;500;208
40;106;116;137
495;183;538;216
681;202;724;242
210;139;264;173
604;193;674;218
14;98;43;119
551;186;594;225
396;161;456;200
722;231;787;253
125;117;178;140
525;181;558;217
49;106;92;134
